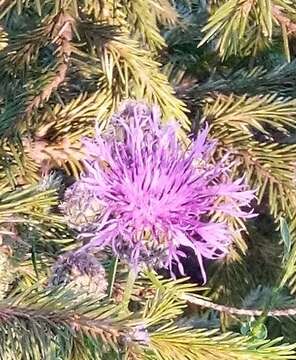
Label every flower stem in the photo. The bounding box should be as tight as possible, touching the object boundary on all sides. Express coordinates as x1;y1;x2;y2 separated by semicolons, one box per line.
121;267;138;313
108;256;119;299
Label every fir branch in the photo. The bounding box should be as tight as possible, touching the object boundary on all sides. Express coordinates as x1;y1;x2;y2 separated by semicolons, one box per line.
0;183;59;222
25;11;75;113
0;304;125;340
123;0;166;50
203;94;296;138
33;91;110;139
0;11;76;139
1;280;295;359
23;136;84;177
0;144;39;187
278;218;296;293
0;26;7;50
149;324;296;359
75;26;189;128
103;36;189;126
0;290;133;358
22;90;116;176
0;25;49;75
0;245;14;300
185;61;296;100
199;0;296;58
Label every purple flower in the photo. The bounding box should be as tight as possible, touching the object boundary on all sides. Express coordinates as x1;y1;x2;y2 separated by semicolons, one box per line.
63;101;256;282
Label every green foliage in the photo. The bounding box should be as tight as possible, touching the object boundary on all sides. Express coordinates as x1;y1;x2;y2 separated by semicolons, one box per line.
2;0;296;359
0;274;296;359
199;0;296;60
0;0;189;181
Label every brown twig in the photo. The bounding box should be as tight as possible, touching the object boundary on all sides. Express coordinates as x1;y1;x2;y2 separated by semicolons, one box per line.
26;11;75;114
182;294;296;317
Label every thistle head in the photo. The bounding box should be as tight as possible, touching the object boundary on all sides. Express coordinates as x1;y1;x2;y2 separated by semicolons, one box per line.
60;182;104;231
62;101;256;282
49;251;108;298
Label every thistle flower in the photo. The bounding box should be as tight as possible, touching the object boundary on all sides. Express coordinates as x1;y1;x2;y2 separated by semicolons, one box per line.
61;182;104;231
63;102;256;282
48;251;108;298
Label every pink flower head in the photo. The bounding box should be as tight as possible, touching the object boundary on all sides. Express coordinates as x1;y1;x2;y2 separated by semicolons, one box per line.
63;101;256;282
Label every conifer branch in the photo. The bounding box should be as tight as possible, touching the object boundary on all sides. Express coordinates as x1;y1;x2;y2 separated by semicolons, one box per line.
186;61;296;100
199;0;296;58
0;304;126;342
85;33;189;127
23;136;84;177
0;290;138;358
25;11;74;113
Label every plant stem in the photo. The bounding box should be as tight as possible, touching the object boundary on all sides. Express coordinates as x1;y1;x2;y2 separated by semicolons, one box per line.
121;267;138;313
108;256;119;299
181;294;296;317
145;268;164;289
